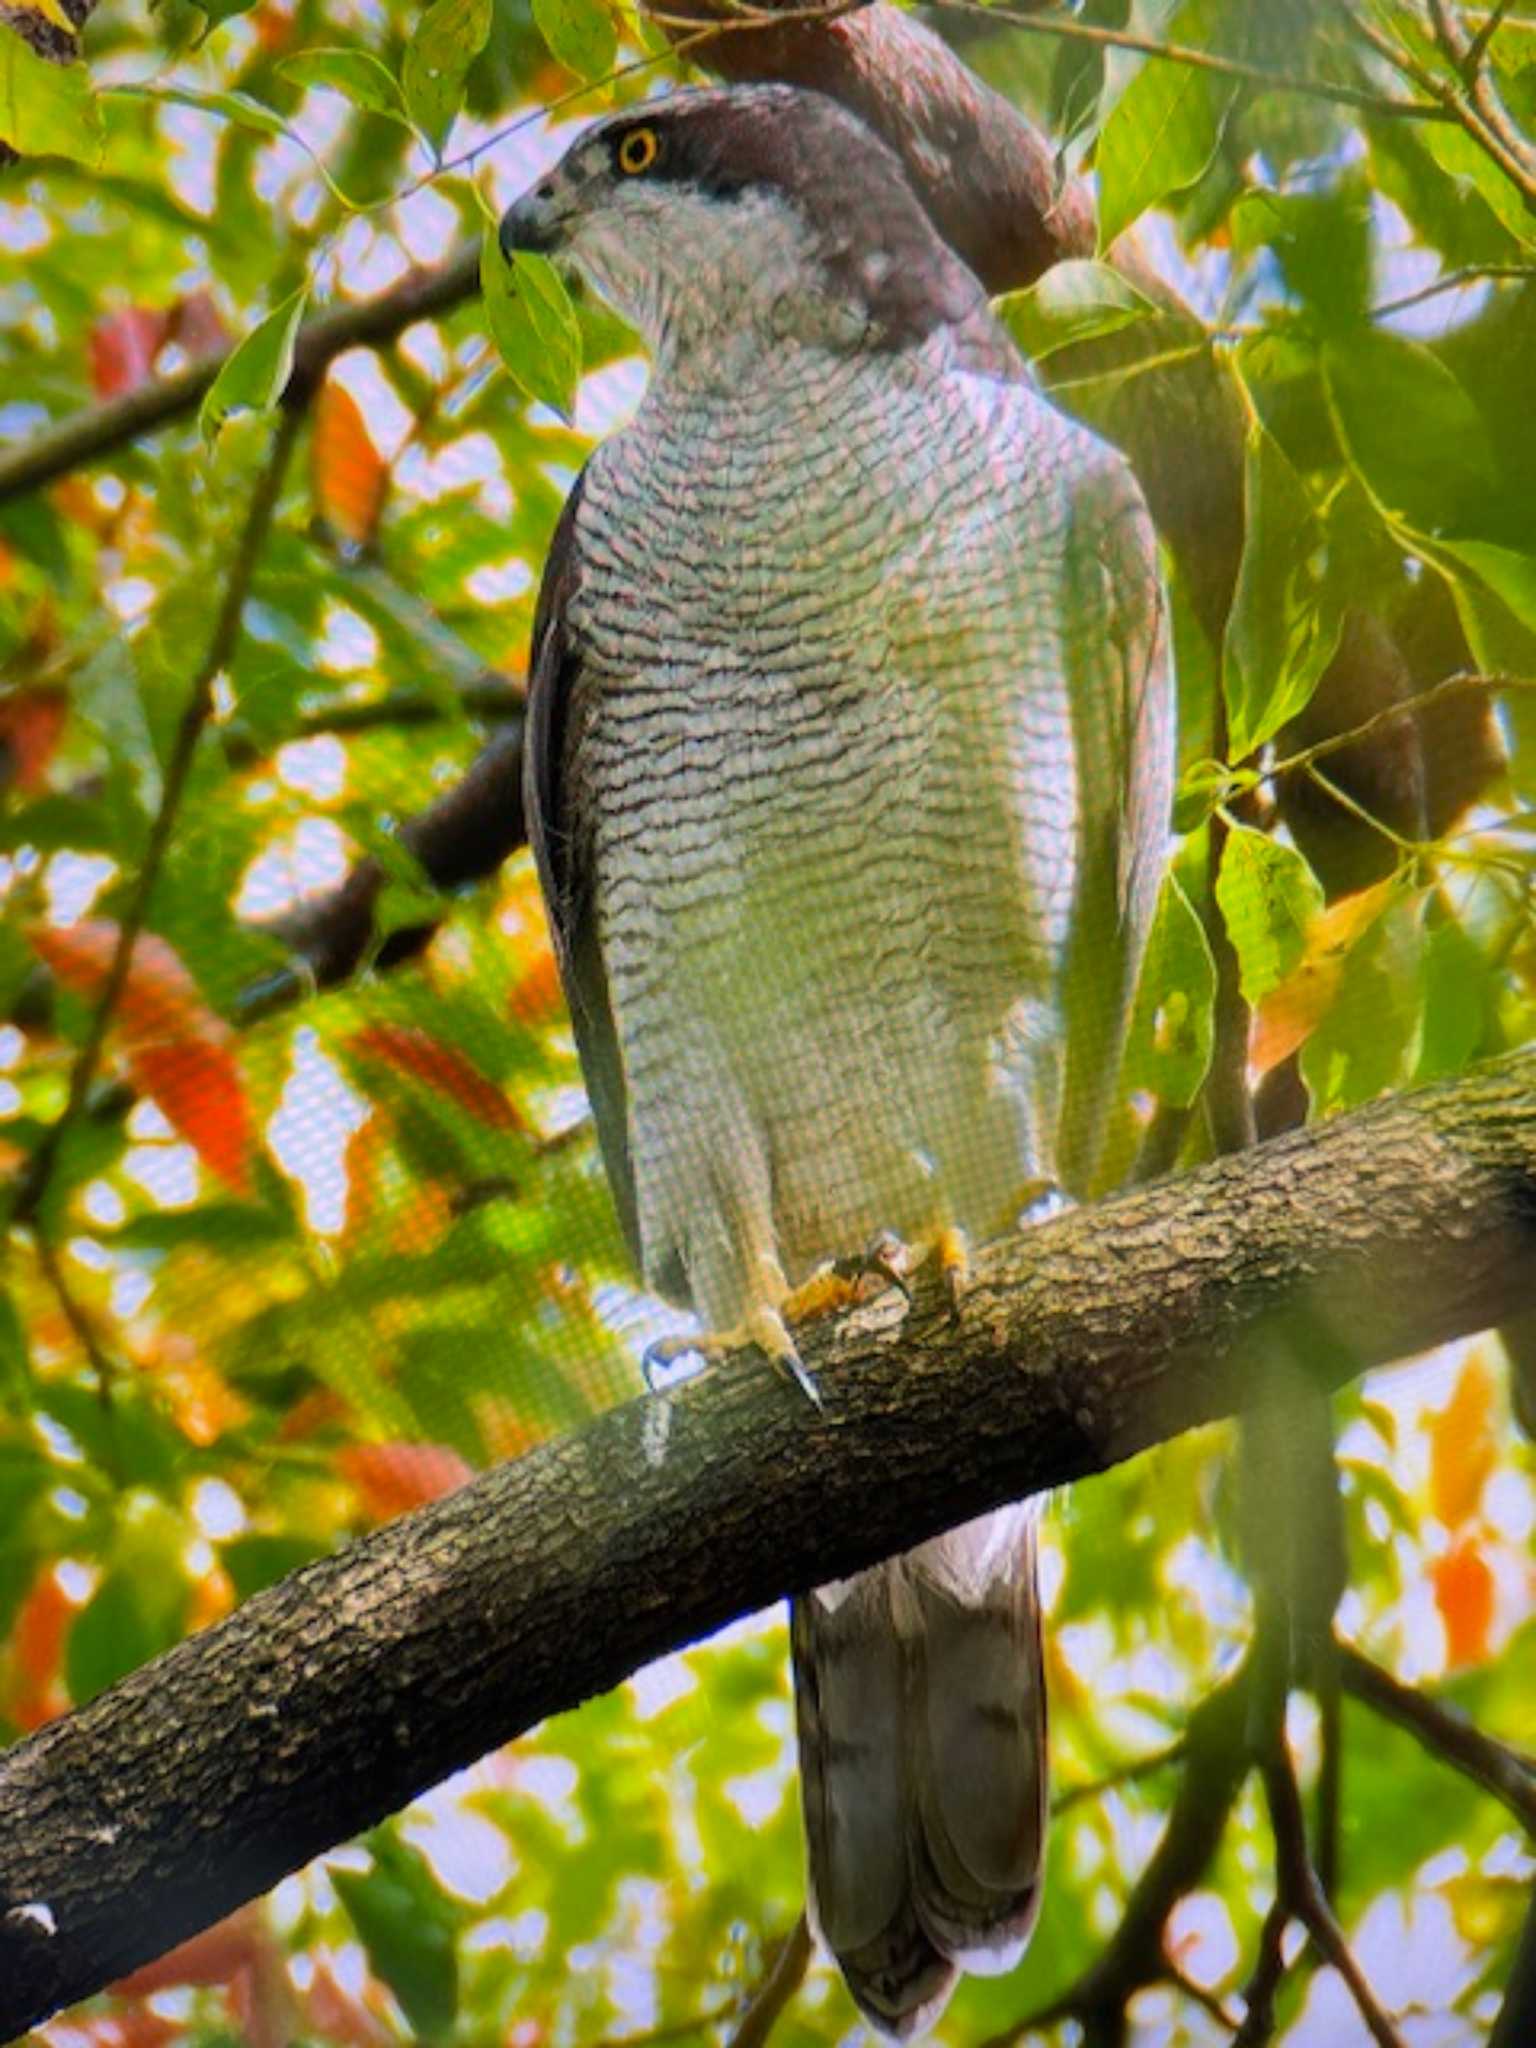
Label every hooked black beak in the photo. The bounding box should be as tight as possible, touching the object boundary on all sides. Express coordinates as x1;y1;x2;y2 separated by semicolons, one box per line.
499;179;566;260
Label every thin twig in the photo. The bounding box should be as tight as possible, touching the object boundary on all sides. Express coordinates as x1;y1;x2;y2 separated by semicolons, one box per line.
1232;1901;1291;2047
1051;1737;1188;1814
33;1233;113;1405
1262;1754;1407;2048
917;0;1456;119
1165;1960;1241;2031
728;1913;813;2048
1372;262;1536;318
1463;0;1518;79
1349;9;1536;214
1266;673;1523;787
12;405;303;1233
1338;1641;1536;1831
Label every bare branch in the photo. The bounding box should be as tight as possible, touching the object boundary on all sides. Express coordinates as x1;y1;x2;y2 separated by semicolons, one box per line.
728;1915;813;2048
1261;1753;1407;2048
1338;1641;1536;1833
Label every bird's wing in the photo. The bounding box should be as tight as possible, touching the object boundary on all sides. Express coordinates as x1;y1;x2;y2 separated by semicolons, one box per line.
1055;433;1174;1195
523;466;643;1271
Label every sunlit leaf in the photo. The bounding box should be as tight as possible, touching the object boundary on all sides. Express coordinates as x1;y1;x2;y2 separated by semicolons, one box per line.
1432;1535;1497;1670
311;380;390;547
199;284;309;443
0;30;104;165
532;0;618;84
1215;822;1324;1005
1251;878;1397;1077
1095;0;1234;249
402;0;492;153
1300;892;1425;1113
1428;1349;1498;1531
480;225;581;419
278;47;415;129
996;260;1158;363
1223;421;1342;760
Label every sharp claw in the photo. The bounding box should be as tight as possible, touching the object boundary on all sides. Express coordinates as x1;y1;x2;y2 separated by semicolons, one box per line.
777;1343;824;1410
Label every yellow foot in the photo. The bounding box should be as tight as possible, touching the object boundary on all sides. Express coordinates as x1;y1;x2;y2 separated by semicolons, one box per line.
642;1307;823;1408
935;1225;970;1320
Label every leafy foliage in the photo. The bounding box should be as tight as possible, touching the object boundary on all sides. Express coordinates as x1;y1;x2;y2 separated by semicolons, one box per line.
1;0;1533;2043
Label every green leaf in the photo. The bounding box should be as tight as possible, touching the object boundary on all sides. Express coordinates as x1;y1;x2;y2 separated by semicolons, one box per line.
402;0;492;154
1323;331;1498;537
335;1834;459;2039
532;0;618;83
66;1568;186;1705
1432;537;1536;636
0;1289;29;1413
1215;822;1324;1005
0;30;104;165
995;260;1158;363
480;226;581;419
199;284;309;444
112;82;293;142
1095;1;1232;250
1223;422;1343;759
1300;892;1425;1113
277;48;415;129
1421;119;1536;249
1123;874;1216;1108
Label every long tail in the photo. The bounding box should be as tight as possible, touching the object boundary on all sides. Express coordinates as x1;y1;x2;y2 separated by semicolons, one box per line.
791;1504;1046;2038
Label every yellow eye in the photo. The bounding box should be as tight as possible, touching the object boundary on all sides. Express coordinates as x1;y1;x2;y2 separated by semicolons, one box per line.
616;126;659;176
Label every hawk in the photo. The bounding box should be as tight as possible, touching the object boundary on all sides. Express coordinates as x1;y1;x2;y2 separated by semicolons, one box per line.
500;84;1173;2036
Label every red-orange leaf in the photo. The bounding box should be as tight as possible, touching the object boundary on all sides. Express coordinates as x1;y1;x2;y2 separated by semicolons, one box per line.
350;1022;525;1131
10;1566;79;1729
115;1906;269;1994
130;1040;255;1196
339;1442;474;1521
32;922;255;1194
0;686;67;792
1432;1535;1496;1670
1429;1349;1498;1530
311;380;389;547
89;308;170;399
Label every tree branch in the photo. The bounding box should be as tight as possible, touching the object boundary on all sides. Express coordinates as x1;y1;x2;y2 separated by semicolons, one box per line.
1337;1642;1536;1832
0;250;478;506
0;1049;1532;2037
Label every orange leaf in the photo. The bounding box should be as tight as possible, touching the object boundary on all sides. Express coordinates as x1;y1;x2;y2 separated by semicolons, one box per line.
129;1040;255;1197
311;381;389;547
1251;879;1397;1077
9;1567;80;1728
0;687;67;792
1432;1535;1496;1670
33;923;256;1194
1429;1349;1498;1530
339;1442;474;1521
350;1023;525;1131
89;308;169;399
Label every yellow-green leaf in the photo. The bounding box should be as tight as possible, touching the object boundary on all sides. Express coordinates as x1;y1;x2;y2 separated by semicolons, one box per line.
480;224;581;420
1123;873;1216;1108
199;284;310;444
996;260;1158;364
532;0;618;83
1095;0;1232;250
278;47;414;129
402;0;492;154
0;28;104;165
1215;822;1324;1006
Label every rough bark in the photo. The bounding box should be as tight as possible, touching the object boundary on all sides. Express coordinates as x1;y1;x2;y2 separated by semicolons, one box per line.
1;1048;1533;2038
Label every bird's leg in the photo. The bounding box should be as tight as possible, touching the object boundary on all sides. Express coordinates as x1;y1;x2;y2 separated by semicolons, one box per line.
642;1254;826;1407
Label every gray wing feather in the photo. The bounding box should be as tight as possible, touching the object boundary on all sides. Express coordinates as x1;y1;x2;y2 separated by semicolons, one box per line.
522;467;644;1272
792;1509;1044;2038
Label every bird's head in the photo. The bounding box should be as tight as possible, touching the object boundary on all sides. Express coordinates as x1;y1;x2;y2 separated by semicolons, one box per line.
498;85;985;365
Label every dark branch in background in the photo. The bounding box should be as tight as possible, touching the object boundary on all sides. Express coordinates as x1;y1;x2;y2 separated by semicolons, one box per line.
1338;1642;1536;1831
0;1048;1533;2038
1260;1754;1406;2048
727;1915;813;2048
0;249;479;505
1490;1875;1536;2048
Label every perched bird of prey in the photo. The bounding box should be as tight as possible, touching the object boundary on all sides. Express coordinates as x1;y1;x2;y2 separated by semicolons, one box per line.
501;85;1173;2036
